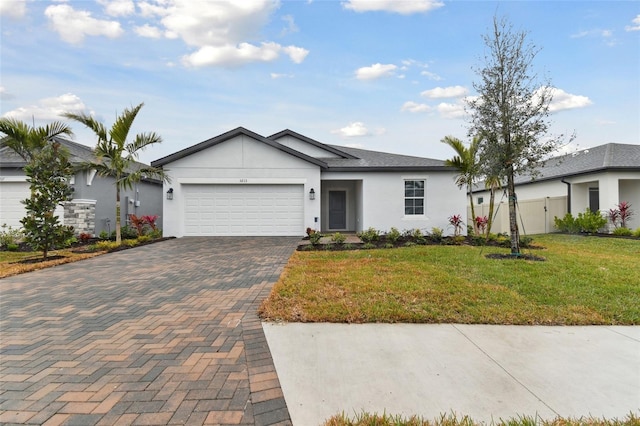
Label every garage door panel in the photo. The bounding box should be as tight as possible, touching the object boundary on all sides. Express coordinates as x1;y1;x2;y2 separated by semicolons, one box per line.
183;184;304;236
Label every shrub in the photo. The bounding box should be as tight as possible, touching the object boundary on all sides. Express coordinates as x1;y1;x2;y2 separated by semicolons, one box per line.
0;224;23;248
357;227;380;243
331;232;346;245
122;239;139;247
343;243;354;250
147;229;163;239
137;235;152;243
428;227;443;243
6;243;19;252
403;241;416;247
520;236;534;248
576;209;607;233
617;201;634;229
386;227;401;245
309;232;323;246
92;240;121;251
113;225;138;240
362;242;376;250
474;216;488;235
129;214;146;236
634;228;640;238
98;230;109;240
383;243;394;249
79;232;92;243
141;215;158;231
612;227;632;236
554;213;580;233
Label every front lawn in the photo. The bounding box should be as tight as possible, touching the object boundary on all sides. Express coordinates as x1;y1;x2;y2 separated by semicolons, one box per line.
259;234;640;325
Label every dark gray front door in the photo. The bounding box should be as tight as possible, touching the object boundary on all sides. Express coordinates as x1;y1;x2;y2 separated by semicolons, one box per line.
329;191;347;229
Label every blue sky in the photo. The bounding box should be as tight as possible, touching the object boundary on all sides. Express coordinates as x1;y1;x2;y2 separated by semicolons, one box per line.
1;0;638;164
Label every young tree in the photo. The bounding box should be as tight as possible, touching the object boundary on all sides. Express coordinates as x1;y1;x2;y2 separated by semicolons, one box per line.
0;118;73;161
441;135;481;233
484;174;502;236
21;141;74;259
63;103;169;244
467;16;570;255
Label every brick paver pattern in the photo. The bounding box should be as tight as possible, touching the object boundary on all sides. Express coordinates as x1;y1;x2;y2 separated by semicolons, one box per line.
0;237;299;426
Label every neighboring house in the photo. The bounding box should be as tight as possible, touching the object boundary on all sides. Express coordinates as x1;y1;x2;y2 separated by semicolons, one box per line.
0;137;163;235
471;143;640;234
151;127;465;237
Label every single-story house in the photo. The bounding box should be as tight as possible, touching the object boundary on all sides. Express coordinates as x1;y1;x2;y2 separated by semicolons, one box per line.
471;143;640;234
151;127;465;237
0;137;163;236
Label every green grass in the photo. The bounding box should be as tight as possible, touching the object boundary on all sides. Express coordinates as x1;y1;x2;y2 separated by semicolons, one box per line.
323;411;640;426
259;234;640;325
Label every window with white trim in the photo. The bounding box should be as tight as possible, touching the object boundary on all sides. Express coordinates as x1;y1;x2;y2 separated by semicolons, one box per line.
404;180;425;215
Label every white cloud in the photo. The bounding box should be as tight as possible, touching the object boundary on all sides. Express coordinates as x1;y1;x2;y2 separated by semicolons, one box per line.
280;14;299;36
98;0;135;17
44;4;124;44
271;73;293;79
182;42;308;68
2;93;91;121
421;70;442;81
401;101;431;113
137;0;308;67
135;24;163;38
421;85;468;99
625;15;640;31
343;0;443;15
540;87;593;112
0;0;27;19
436;102;466;119
332;122;371;138
355;63;397;80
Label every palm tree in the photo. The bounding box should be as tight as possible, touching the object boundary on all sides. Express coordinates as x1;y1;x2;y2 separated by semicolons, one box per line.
484;174;502;235
0;118;73;161
441;135;481;233
63;103;169;244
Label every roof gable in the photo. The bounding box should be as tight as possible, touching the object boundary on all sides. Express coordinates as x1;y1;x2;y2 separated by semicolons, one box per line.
151;127;327;168
268;129;358;159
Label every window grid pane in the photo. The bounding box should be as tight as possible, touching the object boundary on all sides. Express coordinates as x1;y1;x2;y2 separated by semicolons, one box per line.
404;180;425;215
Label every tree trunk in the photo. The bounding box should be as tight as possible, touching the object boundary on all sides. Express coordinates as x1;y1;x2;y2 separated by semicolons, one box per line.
487;186;496;236
468;184;477;234
507;173;520;255
115;188;121;245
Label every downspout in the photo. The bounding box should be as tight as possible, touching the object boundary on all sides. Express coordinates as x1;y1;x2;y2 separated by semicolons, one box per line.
561;178;571;214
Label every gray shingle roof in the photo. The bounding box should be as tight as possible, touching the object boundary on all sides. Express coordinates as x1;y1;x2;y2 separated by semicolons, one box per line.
151;127;450;172
324;145;449;171
514;143;640;185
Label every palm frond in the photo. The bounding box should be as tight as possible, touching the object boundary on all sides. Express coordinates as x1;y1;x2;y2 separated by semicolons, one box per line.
63;112;108;142
109;103;144;148
126;131;162;157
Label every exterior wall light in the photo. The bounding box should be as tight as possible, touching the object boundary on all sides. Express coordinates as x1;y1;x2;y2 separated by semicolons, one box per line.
309;188;315;200
166;188;174;200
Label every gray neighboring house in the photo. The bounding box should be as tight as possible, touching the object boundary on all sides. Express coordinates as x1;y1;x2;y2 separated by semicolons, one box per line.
0;137;163;236
471;143;640;234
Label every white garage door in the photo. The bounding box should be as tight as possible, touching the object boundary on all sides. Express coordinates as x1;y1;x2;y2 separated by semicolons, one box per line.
183;184;304;236
0;181;30;228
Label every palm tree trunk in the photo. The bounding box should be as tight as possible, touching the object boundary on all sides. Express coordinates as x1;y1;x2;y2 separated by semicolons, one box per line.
507;173;520;255
468;184;477;234
115;188;121;244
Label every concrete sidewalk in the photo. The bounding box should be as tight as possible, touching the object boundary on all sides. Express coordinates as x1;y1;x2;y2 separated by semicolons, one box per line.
263;323;640;425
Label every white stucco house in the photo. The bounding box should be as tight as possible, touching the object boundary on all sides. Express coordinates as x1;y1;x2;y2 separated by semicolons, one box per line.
151;127;466;237
471;143;640;234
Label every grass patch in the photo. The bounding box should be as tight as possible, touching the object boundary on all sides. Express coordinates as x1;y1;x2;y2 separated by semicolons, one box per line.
259;234;640;325
323;412;639;426
0;250;107;279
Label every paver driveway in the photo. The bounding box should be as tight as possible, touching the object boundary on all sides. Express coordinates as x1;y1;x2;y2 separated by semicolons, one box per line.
0;237;300;426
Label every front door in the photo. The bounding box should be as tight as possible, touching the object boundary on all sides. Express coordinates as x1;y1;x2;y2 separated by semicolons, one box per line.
329;191;347;230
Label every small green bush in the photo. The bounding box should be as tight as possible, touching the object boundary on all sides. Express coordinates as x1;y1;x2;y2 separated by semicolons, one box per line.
429;227;443;243
122;239;139;247
634;228;640;238
0;224;24;247
383;243;394;249
147;229;163;239
612;227;632;236
331;232;346;245
309;231;323;246
362;242;376;250
137;235;152;243
357;227;380;243
554;213;580;233
386;227;401;245
576;209;607;233
98;230;109;240
6;243;19;251
92;240;121;251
